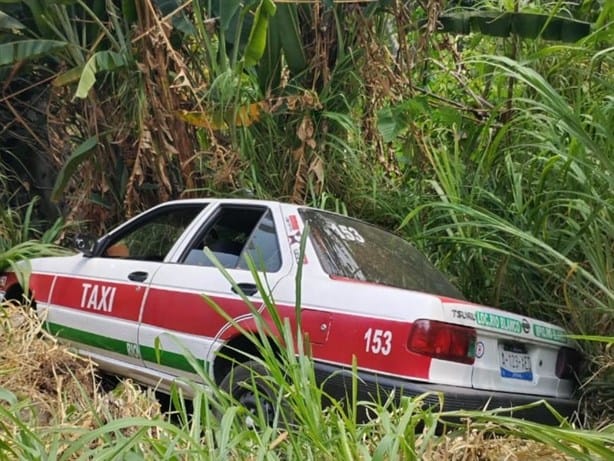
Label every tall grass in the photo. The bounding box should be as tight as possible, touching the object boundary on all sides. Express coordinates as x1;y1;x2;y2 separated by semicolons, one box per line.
1;2;612;455
1;281;613;459
395;37;613;420
0;174;67;286
400;48;613;332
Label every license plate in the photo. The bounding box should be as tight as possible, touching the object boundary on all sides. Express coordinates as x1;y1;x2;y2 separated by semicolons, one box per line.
499;345;533;381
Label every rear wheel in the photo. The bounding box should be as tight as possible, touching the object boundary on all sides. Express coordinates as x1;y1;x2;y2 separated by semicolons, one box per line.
3;284;34;309
219;360;288;428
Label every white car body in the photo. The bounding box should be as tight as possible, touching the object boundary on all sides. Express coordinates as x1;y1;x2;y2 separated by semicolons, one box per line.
0;198;579;422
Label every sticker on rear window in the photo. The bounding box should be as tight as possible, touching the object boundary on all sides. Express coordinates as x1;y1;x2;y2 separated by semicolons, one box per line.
475;311;522;334
328;224;365;243
533;324;567;344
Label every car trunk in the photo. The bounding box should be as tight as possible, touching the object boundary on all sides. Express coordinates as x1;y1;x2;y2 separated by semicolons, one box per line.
440;299;575;399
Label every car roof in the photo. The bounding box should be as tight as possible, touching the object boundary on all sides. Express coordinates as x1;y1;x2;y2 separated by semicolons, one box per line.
157;198;305;213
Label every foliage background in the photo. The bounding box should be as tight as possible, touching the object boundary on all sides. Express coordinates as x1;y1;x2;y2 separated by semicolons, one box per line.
0;0;612;423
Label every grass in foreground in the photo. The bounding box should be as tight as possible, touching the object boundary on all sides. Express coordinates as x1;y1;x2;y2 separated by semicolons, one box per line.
1;303;612;460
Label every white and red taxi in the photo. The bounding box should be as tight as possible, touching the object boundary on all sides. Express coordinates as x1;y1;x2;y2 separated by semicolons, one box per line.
0;199;580;422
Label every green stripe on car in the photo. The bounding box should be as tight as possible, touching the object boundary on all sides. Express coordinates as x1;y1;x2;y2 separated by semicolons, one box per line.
45;322;207;373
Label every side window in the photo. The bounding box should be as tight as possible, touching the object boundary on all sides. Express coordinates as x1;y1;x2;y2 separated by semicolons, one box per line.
238;211;281;272
183;207;281;272
103;205;205;261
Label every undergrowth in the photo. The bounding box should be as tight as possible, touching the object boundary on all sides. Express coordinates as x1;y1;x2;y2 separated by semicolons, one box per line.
1;299;612;460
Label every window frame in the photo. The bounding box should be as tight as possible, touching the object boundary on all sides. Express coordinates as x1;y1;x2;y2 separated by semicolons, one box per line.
95;203;209;261
178;204;283;273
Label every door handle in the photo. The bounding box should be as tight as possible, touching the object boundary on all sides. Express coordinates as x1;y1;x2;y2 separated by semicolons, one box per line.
128;271;148;282
232;283;258;296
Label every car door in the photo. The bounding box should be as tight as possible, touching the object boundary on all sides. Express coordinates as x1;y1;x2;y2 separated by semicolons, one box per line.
138;202;294;383
46;203;208;370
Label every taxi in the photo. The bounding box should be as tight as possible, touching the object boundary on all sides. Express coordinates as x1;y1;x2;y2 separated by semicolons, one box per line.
0;199;580;423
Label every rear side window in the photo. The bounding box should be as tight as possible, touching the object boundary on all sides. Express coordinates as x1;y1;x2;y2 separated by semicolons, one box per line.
182;207;281;272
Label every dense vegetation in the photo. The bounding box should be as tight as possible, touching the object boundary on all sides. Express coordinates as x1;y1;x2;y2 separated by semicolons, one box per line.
1;296;612;459
0;0;612;457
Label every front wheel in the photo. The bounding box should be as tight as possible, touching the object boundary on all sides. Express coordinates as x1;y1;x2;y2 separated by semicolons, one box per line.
219;360;290;428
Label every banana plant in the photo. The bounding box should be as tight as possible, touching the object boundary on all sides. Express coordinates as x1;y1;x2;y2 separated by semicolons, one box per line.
435;0;596;42
436;11;592;42
0;0;119;73
0;0;180;223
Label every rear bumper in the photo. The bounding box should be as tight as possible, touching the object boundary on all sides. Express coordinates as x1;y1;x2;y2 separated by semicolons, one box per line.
313;362;579;425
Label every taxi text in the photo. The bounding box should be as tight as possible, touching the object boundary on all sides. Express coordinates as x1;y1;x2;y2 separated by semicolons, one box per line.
80;283;116;312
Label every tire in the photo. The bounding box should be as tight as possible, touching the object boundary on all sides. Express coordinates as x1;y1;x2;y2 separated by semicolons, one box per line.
4;285;29;308
219;359;289;428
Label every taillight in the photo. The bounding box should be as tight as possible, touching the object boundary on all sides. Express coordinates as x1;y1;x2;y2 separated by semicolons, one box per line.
408;319;476;364
556;347;582;380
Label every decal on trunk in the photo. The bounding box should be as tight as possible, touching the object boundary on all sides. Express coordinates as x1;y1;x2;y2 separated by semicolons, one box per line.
475;311;522;334
475;341;485;358
452;309;475;321
533;324;567;344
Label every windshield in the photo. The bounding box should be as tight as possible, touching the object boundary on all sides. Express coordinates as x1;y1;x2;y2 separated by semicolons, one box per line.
300;209;464;299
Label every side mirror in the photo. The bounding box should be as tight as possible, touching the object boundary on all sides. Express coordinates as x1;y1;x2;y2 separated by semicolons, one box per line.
74;234;98;257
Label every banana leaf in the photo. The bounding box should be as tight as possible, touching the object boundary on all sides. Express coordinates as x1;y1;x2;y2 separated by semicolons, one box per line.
244;0;276;67
51;136;99;202
74;50;129;99
0;11;26;31
435;12;591;42
0;39;67;66
257;2;306;91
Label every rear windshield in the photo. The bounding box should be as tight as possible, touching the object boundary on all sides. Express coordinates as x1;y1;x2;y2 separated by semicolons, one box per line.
300;209;464;299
